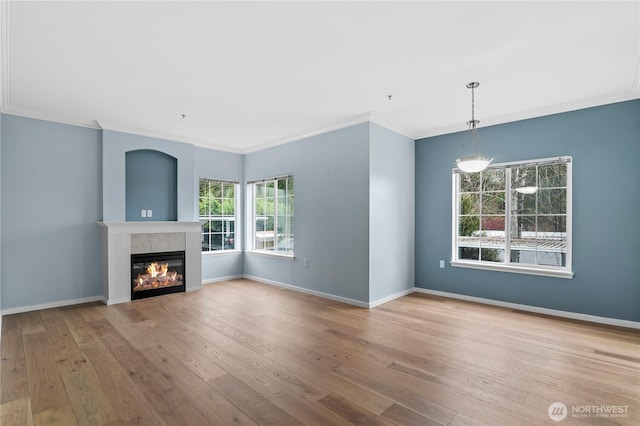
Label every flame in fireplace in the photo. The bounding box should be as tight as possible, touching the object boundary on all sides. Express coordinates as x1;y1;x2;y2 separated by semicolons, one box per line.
147;262;169;277
134;261;183;292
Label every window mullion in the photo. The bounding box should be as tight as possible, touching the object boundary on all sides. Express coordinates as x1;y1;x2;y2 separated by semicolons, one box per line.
273;179;278;250
504;168;511;264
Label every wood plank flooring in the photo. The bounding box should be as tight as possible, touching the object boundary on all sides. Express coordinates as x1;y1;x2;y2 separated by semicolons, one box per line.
1;279;639;425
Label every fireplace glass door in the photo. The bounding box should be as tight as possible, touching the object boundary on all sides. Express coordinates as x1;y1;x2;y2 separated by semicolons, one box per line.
131;251;185;299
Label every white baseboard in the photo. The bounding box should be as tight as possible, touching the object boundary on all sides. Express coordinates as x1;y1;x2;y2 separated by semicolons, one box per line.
413;288;640;329
1;296;105;315
203;275;244;285
243;275;370;308
369;288;415;308
1;282;635;330
105;297;129;306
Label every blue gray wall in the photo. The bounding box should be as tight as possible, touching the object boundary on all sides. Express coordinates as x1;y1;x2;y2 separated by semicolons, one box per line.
415;100;640;322
125;149;178;221
369;123;415;303
0;115;246;311
244;123;371;303
194;146;244;281
1;115;102;310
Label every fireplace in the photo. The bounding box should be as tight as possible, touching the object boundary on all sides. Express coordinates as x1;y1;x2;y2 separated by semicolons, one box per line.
131;251;185;300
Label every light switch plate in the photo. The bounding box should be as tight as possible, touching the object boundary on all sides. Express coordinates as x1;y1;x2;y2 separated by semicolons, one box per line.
141;210;147;218
147;210;153;218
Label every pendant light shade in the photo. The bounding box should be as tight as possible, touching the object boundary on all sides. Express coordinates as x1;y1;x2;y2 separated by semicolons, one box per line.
456;82;492;173
456;155;493;173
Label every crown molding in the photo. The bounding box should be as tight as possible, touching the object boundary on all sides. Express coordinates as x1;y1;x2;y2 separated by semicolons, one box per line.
2;105;101;130
368;114;418;140
96;120;243;154
240;111;373;154
415;90;640;140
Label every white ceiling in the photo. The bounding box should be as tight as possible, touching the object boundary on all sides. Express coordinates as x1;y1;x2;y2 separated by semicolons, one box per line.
1;1;639;153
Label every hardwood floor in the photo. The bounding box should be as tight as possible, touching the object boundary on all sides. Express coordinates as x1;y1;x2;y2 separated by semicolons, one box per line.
1;279;639;425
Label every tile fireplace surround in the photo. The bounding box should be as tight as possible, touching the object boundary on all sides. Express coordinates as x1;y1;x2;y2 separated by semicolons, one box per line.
98;221;203;304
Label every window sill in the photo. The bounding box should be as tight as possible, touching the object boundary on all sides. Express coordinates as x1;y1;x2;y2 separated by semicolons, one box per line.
202;250;242;257
450;260;574;279
246;250;295;260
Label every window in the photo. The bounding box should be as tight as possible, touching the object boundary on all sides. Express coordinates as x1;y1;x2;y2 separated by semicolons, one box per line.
248;175;294;255
199;179;238;252
452;156;572;278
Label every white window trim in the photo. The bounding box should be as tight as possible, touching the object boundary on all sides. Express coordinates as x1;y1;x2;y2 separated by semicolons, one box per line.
199;178;241;254
451;156;573;279
246;175;294;259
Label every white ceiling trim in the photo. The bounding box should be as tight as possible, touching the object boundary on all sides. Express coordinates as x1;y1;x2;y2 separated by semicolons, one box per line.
3;88;639;152
96;119;244;154
240;111;373;154
416;89;640;140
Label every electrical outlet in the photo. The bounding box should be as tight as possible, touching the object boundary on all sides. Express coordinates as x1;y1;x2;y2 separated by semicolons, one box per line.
147;210;153;218
439;260;445;268
303;258;308;267
141;210;147;218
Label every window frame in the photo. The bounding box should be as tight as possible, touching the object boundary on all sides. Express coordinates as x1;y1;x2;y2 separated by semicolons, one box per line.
199;178;241;255
246;174;294;259
451;156;573;279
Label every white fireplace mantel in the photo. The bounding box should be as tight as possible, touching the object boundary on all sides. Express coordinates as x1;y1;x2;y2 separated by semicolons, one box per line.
99;221;203;304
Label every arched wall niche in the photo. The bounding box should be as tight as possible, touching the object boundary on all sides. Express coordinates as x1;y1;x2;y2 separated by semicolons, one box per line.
125;149;177;221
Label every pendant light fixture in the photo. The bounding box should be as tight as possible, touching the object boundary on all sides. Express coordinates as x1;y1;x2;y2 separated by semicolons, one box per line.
456;82;492;173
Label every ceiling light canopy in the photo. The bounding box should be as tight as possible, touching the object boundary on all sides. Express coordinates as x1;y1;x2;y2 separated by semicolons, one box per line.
456;82;493;173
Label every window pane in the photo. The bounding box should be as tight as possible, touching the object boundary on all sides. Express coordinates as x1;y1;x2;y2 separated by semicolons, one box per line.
277;178;287;195
202;234;211;251
538;189;566;214
482;192;505;215
210;198;222;216
199;180;208;195
481;216;504;233
210;182;222;198
210;220;222;232
223;183;235;198
459;216;479;237
537;251;566;267
251;177;293;254
199;198;209;216
265;182;274;197
277;216;287;234
482;169;505;191
538;215;566;234
460;193;479;215
460;172;480;192
224;232;235;250
539;163;566;188
211;234;223;250
511;191;536;215
510;250;536;264
511;166;537;189
481;248;504;262
454;158;570;273
223;199;235;215
459;247;479;261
